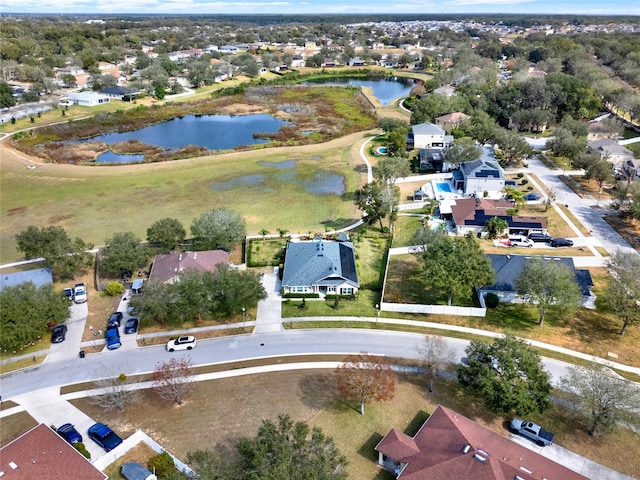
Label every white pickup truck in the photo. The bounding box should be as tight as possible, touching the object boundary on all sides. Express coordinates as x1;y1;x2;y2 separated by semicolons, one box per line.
510;418;554;446
73;283;87;304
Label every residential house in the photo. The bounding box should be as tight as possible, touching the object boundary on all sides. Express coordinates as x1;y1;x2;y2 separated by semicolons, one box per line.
456;158;506;197
434;111;470;133
447;197;547;236
418;148;445;172
375;405;589;480
0;267;53;291
68;91;110;107
281;239;359;296
588;139;634;168
148;250;230;284
433;84;456;97
409;122;451;150
99;86;142;101
479;254;596;308
621;158;640;183
348;57;365;67
0;423;107;480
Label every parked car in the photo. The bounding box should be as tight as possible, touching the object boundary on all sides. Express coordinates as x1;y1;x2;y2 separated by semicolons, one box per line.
528;232;552;243
73;283;87;304
51;324;68;343
508;235;533;248
510;418;554;446
107;311;123;328
105;326;121;350
524;192;540;201
166;336;197;352
551;238;574;247
56;423;82;444
88;422;123;452
124;317;139;334
63;287;74;301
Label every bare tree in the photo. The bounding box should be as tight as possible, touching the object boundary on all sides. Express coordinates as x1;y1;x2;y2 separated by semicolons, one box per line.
90;373;141;412
606;252;640;336
560;362;640;436
335;352;395;415
417;335;454;393
152;357;194;405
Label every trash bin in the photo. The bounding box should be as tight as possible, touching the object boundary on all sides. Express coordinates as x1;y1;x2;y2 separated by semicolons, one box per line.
79;350;85;359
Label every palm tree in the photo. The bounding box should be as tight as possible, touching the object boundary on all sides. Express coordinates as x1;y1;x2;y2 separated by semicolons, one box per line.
502;186;525;210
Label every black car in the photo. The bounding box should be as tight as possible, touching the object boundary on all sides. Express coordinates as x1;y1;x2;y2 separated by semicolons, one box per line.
551;238;574;247
107;312;123;328
528;232;552;243
57;423;82;444
51;324;68;343
62;287;74;301
124;317;139;334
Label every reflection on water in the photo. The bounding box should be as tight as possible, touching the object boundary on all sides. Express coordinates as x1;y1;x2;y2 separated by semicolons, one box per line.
94;151;145;164
258;160;296;169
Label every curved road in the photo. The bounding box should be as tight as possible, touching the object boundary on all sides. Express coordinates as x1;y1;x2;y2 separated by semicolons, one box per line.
0;329;575;401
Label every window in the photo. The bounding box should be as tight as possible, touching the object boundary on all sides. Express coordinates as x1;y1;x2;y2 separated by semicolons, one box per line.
341;287;353;295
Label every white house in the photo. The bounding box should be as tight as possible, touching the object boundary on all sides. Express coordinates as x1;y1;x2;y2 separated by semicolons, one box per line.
456;158;506;196
68;91;110;107
410;122;450;150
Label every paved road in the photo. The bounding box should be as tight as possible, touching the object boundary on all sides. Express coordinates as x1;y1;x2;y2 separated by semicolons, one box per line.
0;329;576;400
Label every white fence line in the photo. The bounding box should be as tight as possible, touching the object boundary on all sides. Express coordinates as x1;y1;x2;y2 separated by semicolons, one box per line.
381;301;486;317
92;429;194;475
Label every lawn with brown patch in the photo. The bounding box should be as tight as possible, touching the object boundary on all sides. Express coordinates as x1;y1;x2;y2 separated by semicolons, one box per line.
63;369;640;479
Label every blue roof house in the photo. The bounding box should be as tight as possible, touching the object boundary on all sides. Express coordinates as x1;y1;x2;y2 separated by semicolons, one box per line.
281;240;359;296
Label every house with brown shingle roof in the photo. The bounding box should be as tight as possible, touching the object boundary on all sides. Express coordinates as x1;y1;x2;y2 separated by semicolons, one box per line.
434;112;471;133
148;250;230;284
375;405;589;480
447;198;547;236
0;423;107;480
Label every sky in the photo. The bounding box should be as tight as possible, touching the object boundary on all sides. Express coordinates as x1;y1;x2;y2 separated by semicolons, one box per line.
1;0;637;16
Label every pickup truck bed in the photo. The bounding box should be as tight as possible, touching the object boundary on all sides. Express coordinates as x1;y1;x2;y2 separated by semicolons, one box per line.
510;418;554;446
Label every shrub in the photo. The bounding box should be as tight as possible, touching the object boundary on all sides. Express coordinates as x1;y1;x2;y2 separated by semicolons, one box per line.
74;442;91;459
517;172;524;178
485;293;500;308
520;179;529;186
148;452;176;477
483;191;489;197
527;186;534;191
103;281;124;297
282;293;319;299
506;208;518;216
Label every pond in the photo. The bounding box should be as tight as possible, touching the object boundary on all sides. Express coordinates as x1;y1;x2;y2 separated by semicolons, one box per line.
301;76;416;106
86;114;289;163
210;157;345;196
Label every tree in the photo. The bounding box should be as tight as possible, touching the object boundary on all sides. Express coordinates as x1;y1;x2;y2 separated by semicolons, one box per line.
152;357;194;405
515;257;582;326
611;182;640;220
0;283;69;352
417;335;454;393
335;352;395;415
492;129;533;167
545;127;587;161
259;228;270;241
354;182;389;232
16;226;94;280
502;186;525;209
485;216;508;239
420;234;495;306
442;138;482;167
236;414;348;480
191;208;246;251
560;362;640;436
146;217;186;253
605;252;640;335
457;335;552;416
584;157;614;205
100;232;151;277
61;73;77;87
91;373;141;412
375;156;411;187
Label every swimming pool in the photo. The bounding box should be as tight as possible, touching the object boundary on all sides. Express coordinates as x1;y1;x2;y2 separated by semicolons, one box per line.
375;146;388;155
434;182;452;194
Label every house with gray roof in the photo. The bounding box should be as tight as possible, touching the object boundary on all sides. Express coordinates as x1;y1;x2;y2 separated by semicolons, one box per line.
588;139;634;168
0;267;53;292
281;239;359;296
478;254;596;309
457;158;506;197
409;122;452;150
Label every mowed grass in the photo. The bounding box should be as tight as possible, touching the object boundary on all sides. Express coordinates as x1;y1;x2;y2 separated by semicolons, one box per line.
53;369;640;479
1;133;370;262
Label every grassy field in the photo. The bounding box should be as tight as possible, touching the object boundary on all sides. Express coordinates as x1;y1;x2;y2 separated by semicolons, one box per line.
5;369;635;479
0;131;373;262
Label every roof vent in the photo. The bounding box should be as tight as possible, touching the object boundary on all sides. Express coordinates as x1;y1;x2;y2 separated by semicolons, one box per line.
477;449;489;456
519;466;532;474
461;444;471;454
515;476;526;480
10;462;18;469
473;453;487;463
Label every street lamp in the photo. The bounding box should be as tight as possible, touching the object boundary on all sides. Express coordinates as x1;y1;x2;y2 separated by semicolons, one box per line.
242;307;246;332
375;304;380;326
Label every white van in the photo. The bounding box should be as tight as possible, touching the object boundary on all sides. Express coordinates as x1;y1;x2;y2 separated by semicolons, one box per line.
508;235;533;248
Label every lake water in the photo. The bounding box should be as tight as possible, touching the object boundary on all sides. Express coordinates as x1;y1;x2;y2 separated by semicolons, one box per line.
88;114;289;163
301;77;415;106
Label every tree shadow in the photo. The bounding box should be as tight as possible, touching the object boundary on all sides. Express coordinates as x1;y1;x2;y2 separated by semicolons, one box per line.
298;372;338;410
